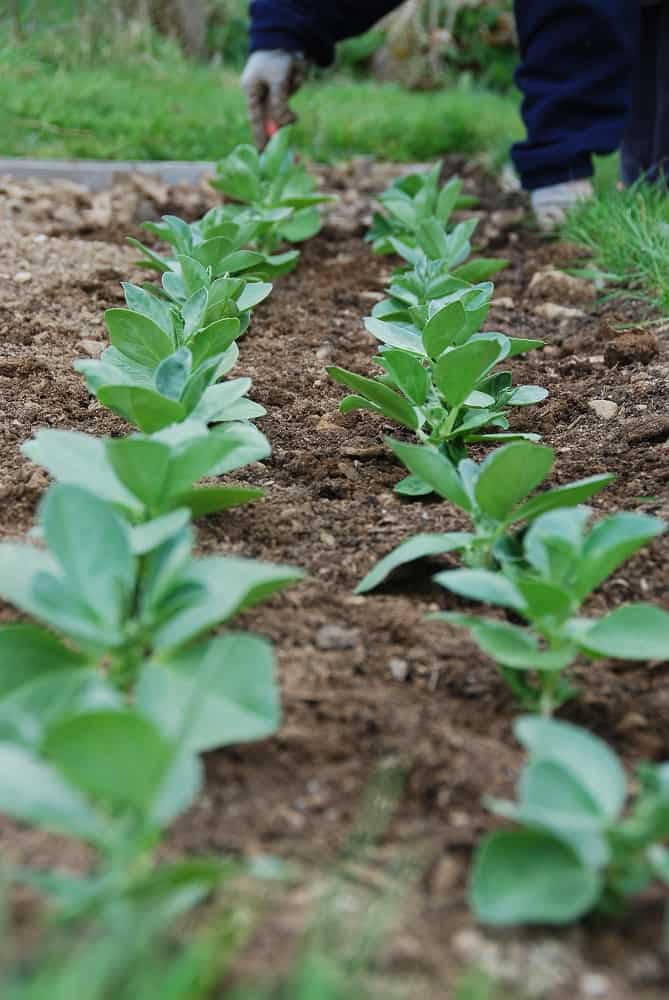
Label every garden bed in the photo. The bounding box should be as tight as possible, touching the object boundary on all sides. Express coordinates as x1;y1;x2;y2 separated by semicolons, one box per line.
0;159;668;998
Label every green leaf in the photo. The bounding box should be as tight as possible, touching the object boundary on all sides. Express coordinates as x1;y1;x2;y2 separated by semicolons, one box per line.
356;532;472;594
122;282;174;334
510;474;614;524
181;287;208;339
513;576;574;621
155;348;192;401
386;439;471;509
0;625;89;697
507;338;544;356
236;281;273;311
152;557;304;651
393;474;434;496
40;485;135;625
0;543;59;622
515;716;627;820
190;378;260;424
0;742;101;842
378;350;430;406
432;614;574;672
328;367;419;430
22;429;140;513
130;509;191;555
175;486;263;518
470;830;600;925
177;255;209;298
44;710;197;824
434;569;525;611
189;319;241;367
138;634;279;753
364;317;425;354
0;670;120;748
422;300;466;358
453;258;509;283
433;339;502;408
97;385;186;433
577;512;666;599
105;309;174;368
106;438;171;509
474;442;554;521
507;386;549;406
579;604;669;661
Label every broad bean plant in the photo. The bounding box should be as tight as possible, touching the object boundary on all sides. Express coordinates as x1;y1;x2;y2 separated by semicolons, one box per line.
211;127;333;254
432;505;669;713
356;440;614;591
76;280;266;432
472;717;669;924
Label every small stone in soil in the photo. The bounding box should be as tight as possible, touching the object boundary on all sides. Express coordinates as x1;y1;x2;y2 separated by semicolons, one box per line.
388;657;409;682
588;399;619;420
528;267;597;304
315;624;360;650
579;971;609;997
534;302;586;321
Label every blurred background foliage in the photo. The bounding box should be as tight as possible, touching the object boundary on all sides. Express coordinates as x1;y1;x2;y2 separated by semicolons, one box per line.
3;0;516;86
0;1;521;165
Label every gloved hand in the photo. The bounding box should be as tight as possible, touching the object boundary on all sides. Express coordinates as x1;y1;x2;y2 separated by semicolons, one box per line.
241;50;307;150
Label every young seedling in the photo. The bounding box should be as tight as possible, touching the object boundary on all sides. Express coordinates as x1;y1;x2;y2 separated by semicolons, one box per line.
0;483;303;700
367;166;477;254
129;211;300;281
356;439;614;593
329;321;547;472
432;506;668;713
211;128;333;254
23;420;270;520
75;300;264;433
471;716;669;925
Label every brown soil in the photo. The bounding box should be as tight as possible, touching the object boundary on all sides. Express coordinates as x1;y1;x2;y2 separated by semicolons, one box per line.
0;158;668;999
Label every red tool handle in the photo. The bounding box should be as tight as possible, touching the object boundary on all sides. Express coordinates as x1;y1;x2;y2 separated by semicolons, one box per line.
265;119;279;138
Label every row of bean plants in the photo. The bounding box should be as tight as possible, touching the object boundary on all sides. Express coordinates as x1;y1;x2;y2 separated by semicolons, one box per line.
328;163;669;926
0;129;327;929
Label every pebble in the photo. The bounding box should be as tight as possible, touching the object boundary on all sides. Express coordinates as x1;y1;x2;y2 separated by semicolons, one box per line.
533;302;586;321
528;267;597;304
14;270;32;284
588;399;619;420
388;656;409;681
315;624;359;651
579;971;609;997
493;296;515;309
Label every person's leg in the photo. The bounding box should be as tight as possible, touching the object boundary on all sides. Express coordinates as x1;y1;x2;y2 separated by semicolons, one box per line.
650;2;669;182
620;3;658;185
512;0;640;192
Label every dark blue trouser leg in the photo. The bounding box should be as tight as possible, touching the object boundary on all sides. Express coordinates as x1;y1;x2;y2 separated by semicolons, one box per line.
511;1;640;191
621;3;669;185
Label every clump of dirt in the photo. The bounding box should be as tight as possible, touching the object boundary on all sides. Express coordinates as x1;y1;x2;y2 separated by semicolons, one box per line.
0;163;668;999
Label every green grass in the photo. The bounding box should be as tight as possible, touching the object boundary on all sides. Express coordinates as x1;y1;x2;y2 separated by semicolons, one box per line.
0;29;522;164
562;156;669;314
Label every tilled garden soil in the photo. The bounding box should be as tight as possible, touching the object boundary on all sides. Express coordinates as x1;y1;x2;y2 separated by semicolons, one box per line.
1;160;668;998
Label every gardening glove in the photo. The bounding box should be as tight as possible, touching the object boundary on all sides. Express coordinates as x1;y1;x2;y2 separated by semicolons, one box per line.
530;179;594;232
241;50;308;151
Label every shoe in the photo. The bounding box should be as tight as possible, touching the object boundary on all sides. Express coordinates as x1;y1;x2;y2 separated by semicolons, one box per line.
531;179;594;232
